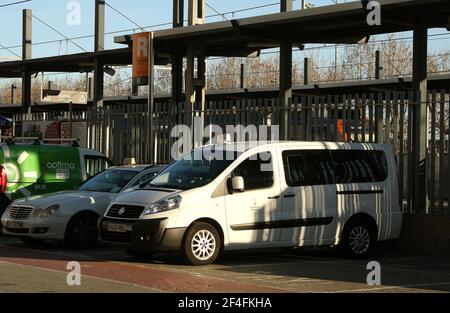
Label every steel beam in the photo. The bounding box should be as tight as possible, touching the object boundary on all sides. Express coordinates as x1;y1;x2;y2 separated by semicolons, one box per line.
171;0;184;105
94;0;105;107
411;24;428;213
21;9;32;113
188;0;205;26
279;0;293;140
186;0;206;132
95;0;105;52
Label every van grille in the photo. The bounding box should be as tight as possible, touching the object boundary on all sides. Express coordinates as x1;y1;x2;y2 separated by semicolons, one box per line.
106;205;145;219
9;206;34;220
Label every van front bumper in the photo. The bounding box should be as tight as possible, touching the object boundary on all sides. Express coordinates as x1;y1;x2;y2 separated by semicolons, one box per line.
99;217;186;252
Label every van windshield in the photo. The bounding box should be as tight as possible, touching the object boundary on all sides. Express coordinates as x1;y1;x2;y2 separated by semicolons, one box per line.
146;149;239;191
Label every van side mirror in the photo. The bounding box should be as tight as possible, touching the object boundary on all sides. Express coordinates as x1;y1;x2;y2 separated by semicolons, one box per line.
231;176;245;193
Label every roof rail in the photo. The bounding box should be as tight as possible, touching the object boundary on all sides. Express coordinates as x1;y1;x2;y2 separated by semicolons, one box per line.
0;136;81;147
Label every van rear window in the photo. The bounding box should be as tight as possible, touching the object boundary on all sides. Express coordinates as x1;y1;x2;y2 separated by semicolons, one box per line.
282;149;388;187
331;150;388;184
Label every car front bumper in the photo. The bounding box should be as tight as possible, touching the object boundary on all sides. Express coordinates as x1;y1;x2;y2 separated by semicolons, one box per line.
99;217;186;252
1;216;67;241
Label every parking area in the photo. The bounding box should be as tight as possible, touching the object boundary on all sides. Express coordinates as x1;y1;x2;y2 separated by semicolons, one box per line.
0;236;449;293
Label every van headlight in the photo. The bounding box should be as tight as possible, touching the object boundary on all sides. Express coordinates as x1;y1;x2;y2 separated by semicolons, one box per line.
142;195;182;216
32;204;60;219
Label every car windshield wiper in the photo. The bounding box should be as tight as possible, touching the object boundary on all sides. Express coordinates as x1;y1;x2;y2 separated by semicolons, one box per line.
146;183;183;190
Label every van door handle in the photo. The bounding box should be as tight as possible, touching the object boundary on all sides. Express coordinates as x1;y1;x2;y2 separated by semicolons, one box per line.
284;194;296;198
268;195;280;199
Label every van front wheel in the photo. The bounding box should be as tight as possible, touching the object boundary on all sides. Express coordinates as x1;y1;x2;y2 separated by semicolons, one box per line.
182;222;221;266
341;220;374;258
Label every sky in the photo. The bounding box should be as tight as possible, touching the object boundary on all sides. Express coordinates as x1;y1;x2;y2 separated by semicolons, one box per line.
0;0;449;65
0;0;336;58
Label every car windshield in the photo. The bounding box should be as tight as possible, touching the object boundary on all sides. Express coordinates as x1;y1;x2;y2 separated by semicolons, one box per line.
146;149;239;191
79;170;138;193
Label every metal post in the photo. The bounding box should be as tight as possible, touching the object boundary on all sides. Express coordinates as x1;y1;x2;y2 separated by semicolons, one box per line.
171;0;184;105
88;77;93;99
304;57;312;85
186;0;206;131
94;0;105;107
188;0;205;25
94;0;105;52
375;50;383;80
411;24;428;213
21;9;32;114
93;59;104;107
240;63;248;89
281;0;293;11
69;102;73;139
147;32;155;163
11;84;16;104
279;0;293;140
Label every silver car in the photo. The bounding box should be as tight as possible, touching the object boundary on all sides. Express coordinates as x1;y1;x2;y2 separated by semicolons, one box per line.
1;164;166;249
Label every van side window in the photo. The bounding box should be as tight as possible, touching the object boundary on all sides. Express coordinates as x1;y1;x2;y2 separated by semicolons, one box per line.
232;152;273;191
85;156;111;178
331;150;388;184
282;150;334;187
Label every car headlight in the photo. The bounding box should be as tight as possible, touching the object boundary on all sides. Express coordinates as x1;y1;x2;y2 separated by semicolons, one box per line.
3;204;13;216
32;204;60;219
142;195;182;216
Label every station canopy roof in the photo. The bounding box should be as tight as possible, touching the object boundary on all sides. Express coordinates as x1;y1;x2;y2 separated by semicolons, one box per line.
115;0;450;56
0;0;449;78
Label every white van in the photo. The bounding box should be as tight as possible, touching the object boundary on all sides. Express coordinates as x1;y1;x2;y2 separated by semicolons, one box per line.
100;142;402;265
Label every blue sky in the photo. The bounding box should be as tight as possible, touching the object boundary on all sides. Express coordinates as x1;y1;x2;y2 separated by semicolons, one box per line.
0;0;449;59
0;0;333;58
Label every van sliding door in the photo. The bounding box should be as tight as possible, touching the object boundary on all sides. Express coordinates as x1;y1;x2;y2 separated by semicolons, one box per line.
279;148;337;245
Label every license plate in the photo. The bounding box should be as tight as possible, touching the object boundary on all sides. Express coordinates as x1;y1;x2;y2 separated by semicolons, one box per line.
107;223;132;233
6;220;24;229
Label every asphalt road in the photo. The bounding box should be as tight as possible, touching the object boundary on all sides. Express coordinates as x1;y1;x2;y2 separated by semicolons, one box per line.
0;236;449;293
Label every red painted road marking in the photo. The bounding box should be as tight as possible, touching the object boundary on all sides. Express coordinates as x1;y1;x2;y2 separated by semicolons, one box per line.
0;246;286;293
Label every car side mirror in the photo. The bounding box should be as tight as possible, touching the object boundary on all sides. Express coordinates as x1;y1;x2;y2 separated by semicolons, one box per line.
231;176;245;193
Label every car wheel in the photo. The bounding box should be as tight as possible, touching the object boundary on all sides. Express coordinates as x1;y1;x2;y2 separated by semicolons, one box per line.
126;249;155;261
21;237;46;246
182;222;221;266
341;219;374;258
65;213;99;250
